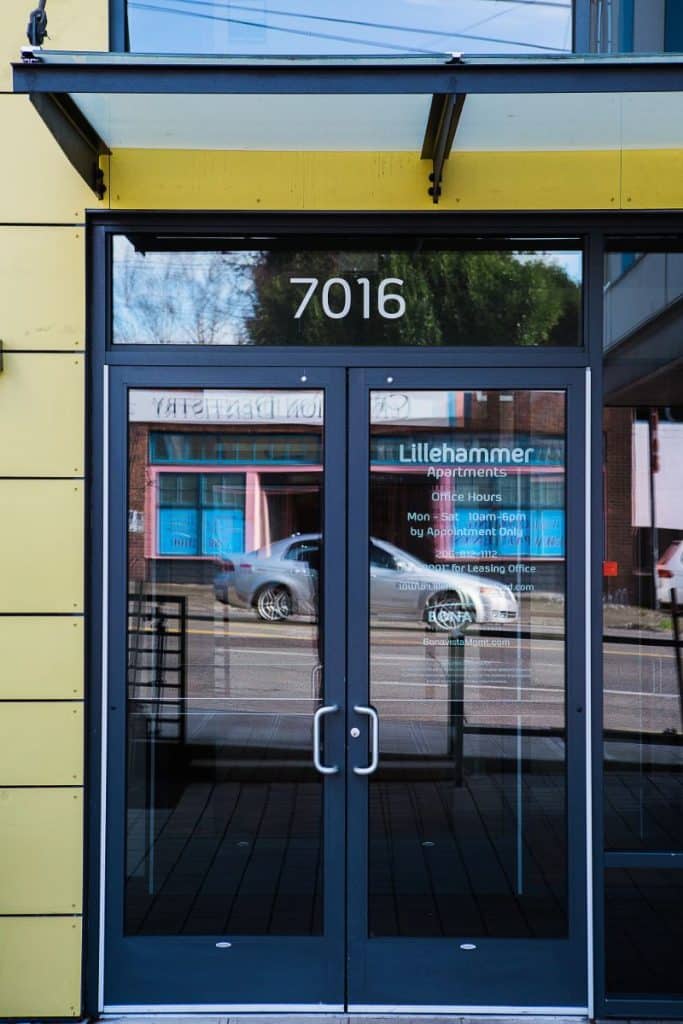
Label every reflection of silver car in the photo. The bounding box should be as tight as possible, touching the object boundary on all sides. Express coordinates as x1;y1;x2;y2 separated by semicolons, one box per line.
215;534;518;629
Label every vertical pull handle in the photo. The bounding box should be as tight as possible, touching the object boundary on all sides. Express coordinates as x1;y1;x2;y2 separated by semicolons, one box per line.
353;705;379;775
313;704;339;775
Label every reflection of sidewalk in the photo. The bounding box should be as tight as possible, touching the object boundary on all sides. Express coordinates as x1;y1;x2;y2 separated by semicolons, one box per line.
142;581;678;641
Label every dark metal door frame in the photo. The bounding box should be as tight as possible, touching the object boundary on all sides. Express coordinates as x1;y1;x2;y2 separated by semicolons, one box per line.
102;363;348;1010
345;366;589;1011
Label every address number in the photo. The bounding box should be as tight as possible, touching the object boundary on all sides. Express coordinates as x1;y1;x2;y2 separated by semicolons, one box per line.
290;277;406;320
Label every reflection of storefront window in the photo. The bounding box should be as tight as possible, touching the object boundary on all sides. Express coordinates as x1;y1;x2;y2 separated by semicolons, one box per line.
157;472;245;558
150;431;321;464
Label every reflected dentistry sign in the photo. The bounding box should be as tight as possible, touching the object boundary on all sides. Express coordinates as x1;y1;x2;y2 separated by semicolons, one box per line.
130;390;464;425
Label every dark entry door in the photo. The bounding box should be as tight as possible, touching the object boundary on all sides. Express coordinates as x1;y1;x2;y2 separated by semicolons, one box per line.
104;366;348;1010
345;368;588;1011
104;365;588;1011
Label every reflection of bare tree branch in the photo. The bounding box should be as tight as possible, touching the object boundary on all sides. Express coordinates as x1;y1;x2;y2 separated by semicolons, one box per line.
114;239;260;345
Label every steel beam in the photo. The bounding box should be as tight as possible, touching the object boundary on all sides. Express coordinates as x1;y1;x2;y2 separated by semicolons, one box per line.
421;92;466;204
30;91;109;198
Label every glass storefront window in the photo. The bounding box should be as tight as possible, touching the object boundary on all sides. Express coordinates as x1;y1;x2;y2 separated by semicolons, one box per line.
124;1;573;57
368;388;568;938
603;250;683;855
603;247;683;1002
126;388;325;936
605;868;683;997
113;236;583;348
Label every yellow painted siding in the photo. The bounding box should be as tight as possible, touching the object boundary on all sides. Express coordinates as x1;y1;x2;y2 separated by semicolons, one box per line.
109;147;624;211
0;702;83;785
0;227;85;351
0;96;107;223
0;617;83;699
0;480;83;613
0;789;83;913
0;917;82;1017
621;148;683;209
0;354;84;476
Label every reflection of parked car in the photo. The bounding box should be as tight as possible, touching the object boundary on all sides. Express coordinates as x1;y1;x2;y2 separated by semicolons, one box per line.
657;540;683;605
214;534;518;629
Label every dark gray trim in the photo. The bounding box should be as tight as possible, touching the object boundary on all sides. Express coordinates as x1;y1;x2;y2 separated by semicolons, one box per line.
13;54;683;96
29;92;109;198
84;210;683;1020
574;0;592;53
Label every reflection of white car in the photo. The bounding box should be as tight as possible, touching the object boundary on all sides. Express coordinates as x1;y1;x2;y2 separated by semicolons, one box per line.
215;534;518;630
657;540;683;605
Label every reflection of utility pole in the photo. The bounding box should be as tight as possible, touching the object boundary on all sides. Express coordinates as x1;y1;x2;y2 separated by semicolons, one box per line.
447;630;465;786
648;409;660;610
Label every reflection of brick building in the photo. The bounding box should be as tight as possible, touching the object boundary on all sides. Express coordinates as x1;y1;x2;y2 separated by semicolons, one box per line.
128;395;324;584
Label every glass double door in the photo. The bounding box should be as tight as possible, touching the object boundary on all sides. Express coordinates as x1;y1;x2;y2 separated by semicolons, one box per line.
104;366;587;1011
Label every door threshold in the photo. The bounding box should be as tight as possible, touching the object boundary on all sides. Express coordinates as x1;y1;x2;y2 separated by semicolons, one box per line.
102;1010;589;1021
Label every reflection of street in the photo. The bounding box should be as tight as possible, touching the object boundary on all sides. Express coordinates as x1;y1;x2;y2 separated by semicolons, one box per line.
130;587;683;738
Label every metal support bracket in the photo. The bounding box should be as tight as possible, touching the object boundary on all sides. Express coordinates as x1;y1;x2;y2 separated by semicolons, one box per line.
29;90;109;199
421;92;466;204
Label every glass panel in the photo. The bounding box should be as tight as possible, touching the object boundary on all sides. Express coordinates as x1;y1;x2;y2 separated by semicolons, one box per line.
113;236;582;347
125;388;325;936
368;389;567;937
603;251;683;853
125;1;572;58
590;0;683;54
605;868;683;997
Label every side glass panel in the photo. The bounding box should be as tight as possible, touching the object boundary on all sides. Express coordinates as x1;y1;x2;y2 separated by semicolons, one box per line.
368;389;568;937
125;2;572;57
112;237;582;348
603;252;683;856
125;388;325;936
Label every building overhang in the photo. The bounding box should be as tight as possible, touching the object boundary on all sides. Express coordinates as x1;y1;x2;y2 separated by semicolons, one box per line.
12;52;683;203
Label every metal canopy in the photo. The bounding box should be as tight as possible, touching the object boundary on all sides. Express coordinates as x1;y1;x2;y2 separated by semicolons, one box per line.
12;51;683;202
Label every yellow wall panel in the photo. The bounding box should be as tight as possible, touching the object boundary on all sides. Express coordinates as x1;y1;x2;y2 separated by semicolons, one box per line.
0;0;108;91
0;354;84;475
0;480;83;613
110;148;306;209
0;916;81;1017
0;616;83;699
110;148;622;211
441;149;621;210
621;149;683;209
0;702;82;785
0;227;84;351
0;788;83;913
0;96;106;223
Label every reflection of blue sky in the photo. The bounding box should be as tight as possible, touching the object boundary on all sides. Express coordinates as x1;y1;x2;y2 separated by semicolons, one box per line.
127;0;572;56
515;251;582;283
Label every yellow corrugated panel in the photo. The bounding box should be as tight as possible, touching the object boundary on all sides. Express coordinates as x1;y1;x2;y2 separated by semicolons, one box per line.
621;148;683;209
0;917;82;1017
0;354;84;476
109;148;622;211
0;703;83;785
0;480;83;613
0;97;106;223
0;0;108;91
0;617;83;699
0;227;84;351
0;788;83;913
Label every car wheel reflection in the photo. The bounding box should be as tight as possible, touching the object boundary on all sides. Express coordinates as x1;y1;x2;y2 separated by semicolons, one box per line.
255;583;294;622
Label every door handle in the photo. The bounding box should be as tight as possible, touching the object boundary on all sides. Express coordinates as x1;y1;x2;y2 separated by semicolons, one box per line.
353;705;379;775
312;704;339;775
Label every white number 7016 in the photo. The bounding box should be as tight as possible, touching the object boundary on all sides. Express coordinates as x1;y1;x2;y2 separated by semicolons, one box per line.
290;277;406;320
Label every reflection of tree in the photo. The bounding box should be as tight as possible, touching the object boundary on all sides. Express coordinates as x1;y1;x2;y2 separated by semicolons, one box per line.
114;245;257;345
113;240;579;347
247;250;580;347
